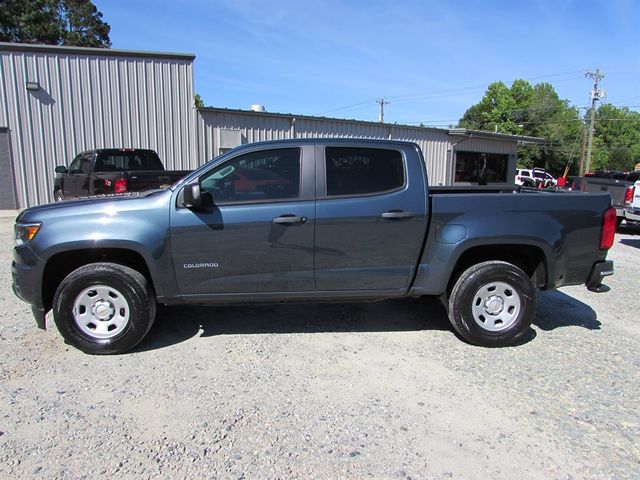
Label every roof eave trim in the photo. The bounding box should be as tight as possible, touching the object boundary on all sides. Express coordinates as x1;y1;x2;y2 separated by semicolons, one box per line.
0;42;195;61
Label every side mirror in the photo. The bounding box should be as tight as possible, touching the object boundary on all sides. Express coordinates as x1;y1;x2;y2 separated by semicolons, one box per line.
183;183;213;209
55;165;68;174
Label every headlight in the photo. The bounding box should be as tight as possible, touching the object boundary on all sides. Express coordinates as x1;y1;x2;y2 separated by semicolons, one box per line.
15;222;41;246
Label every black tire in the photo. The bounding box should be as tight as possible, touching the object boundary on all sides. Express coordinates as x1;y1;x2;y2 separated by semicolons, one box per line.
54;189;64;202
52;263;156;354
616;217;623;227
448;261;536;347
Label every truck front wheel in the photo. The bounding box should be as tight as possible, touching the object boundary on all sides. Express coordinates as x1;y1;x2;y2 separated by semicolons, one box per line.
448;261;536;347
52;263;156;354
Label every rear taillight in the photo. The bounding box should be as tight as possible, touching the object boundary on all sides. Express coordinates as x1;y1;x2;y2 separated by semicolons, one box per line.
624;185;635;205
114;177;128;193
600;207;617;250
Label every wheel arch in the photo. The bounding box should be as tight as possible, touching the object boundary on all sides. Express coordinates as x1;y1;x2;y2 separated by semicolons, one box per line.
42;248;156;311
446;243;548;295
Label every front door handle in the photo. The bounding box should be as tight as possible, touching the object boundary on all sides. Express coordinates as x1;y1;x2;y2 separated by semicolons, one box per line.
381;210;414;219
273;214;307;225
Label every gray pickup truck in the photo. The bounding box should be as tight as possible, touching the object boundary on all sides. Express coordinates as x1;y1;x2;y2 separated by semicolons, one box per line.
13;139;616;354
582;171;640;224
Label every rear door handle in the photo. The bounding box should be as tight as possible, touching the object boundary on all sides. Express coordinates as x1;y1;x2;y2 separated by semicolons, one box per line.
381;210;414;219
273;215;307;225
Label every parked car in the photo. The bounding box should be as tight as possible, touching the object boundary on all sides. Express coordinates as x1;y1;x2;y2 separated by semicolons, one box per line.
53;148;191;201
515;168;538;187
532;168;557;188
13;139;615;354
515;168;556;188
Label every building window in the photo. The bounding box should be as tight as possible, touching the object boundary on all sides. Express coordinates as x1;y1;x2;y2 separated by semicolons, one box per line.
325;147;405;196
455;151;508;183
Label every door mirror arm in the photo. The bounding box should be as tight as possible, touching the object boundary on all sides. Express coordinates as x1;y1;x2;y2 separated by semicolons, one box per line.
183;182;213;210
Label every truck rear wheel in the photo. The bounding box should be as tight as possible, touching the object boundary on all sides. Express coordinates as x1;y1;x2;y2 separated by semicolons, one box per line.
52;262;156;355
448;261;536;347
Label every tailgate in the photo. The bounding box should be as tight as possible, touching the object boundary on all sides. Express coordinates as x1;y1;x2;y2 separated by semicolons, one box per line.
583;178;627;207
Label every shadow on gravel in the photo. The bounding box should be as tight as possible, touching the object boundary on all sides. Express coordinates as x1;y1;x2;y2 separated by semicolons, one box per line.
136;297;453;352
620;238;640;249
533;290;601;331
617;222;640;235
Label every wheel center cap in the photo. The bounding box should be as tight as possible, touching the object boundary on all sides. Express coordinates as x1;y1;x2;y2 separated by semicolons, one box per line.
93;300;114;321
484;295;504;315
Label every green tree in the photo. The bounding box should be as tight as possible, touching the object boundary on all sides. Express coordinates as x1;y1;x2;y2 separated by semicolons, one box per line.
0;0;110;47
459;81;520;134
60;0;110;47
590;104;640;172
459;80;583;175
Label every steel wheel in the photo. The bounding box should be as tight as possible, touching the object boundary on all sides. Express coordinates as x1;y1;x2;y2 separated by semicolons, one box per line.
447;261;536;347
72;284;130;339
470;281;521;332
53;263;156;354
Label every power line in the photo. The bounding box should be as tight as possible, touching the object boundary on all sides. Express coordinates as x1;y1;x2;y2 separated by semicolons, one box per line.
315;69;589;117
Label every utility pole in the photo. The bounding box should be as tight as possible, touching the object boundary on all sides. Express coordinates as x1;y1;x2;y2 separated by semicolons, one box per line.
584;68;604;174
579;124;587;176
377;98;389;123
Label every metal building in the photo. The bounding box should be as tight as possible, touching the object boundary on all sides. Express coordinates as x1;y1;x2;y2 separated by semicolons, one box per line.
1;42;541;209
0;42;197;208
195;107;541;187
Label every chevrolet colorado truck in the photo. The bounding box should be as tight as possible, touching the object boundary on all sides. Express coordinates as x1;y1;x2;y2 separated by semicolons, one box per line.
13;139;616;354
53;148;190;201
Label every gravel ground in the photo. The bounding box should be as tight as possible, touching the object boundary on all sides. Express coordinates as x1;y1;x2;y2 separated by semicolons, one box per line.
1;215;639;479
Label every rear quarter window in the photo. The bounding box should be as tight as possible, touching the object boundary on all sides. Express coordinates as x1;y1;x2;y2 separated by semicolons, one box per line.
95;151;163;172
325;147;405;196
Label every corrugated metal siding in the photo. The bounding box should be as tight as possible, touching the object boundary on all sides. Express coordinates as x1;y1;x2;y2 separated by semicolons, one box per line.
196;110;292;163
196;111;452;185
383;126;451;186
0;48;195;207
455;137;517;155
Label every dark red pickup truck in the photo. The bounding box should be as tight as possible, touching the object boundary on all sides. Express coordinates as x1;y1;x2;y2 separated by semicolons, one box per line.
53;148;190;201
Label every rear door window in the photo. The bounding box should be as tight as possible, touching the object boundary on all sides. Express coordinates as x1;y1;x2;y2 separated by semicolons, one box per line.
325;147;404;196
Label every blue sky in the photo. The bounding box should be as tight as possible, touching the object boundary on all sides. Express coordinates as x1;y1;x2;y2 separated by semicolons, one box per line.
97;0;640;126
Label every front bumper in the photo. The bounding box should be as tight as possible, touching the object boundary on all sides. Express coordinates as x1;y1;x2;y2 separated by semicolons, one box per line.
586;260;614;292
12;245;47;329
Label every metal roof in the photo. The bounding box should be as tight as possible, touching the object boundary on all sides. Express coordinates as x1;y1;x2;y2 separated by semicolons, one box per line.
448;128;545;144
197;106;451;135
0;42;195;61
197;106;544;144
